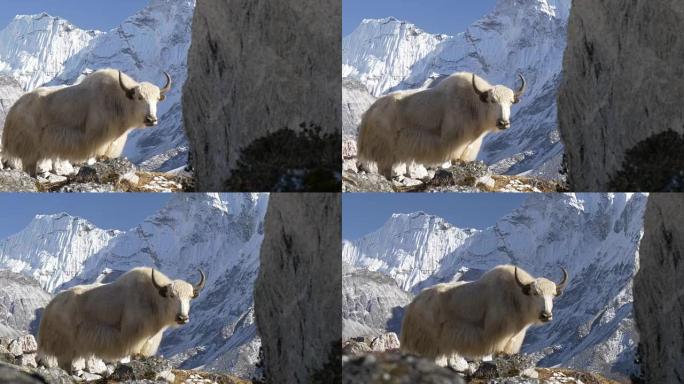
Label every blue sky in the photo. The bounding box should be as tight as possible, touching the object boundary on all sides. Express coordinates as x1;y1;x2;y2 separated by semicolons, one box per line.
0;194;172;239
343;0;498;36
0;0;145;31
343;194;527;240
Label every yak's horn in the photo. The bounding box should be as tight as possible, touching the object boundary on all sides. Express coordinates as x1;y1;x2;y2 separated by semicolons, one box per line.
118;71;135;95
472;74;488;97
193;269;206;296
556;267;569;293
151;269;164;291
515;73;527;98
160;72;172;95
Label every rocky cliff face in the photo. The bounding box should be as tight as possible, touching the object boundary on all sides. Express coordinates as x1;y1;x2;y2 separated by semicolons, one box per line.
0;271;50;338
634;194;684;383
255;194;341;383
183;0;341;191
558;1;684;191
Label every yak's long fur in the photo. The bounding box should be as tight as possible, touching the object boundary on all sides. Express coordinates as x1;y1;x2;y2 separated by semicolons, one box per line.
357;72;522;179
1;69;169;174
38;267;200;370
400;265;564;361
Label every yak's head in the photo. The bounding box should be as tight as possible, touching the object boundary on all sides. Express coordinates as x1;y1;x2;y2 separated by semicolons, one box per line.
151;269;206;325
118;71;172;127
471;74;526;131
514;266;568;324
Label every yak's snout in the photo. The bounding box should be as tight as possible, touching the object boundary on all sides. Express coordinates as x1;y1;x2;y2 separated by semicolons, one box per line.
540;311;553;322
144;115;158;127
176;314;189;324
496;119;510;130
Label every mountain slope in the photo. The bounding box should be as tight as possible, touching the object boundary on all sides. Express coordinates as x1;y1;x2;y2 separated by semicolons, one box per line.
343;211;476;291
342;0;570;178
0;270;51;337
344;193;647;380
0;13;101;90
0;214;120;292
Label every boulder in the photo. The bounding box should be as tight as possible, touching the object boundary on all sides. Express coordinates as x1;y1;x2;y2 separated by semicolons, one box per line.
0;170;37;192
558;0;684;191
369;333;400;352
255;194;341;383
343;352;466;384
183;0;341;191
634;194;684;383
342;340;372;356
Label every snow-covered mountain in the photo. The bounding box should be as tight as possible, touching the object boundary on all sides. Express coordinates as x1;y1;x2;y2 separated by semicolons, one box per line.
343;0;570;178
0;193;268;379
343;212;476;291
0;13;101;91
0;214;120;292
0;0;195;171
343;193;648;381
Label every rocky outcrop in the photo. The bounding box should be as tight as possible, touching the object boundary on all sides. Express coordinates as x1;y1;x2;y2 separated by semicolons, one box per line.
634;194;684;383
0;272;51;337
558;1;684;191
343;161;565;192
0;158;193;192
183;0;341;191
255;194;341;383
342;269;413;339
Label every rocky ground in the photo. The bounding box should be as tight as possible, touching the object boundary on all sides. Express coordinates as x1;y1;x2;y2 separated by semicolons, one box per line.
0;335;250;384
0;158;194;192
342;333;620;384
343;159;566;193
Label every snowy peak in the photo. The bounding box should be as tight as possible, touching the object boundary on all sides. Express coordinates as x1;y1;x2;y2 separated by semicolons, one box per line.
0;13;101;90
0;213;120;292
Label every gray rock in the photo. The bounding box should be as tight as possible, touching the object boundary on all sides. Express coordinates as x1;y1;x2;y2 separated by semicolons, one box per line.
110;356;172;381
7;340;23;357
79;371;101;381
634;194;684;383
35;366;78;384
558;0;684;191
0;272;51;337
18;353;37;368
84;357;106;375
370;333;400;352
255;194;341;383
343;170;395;192
10;335;38;355
0;170;38;192
0;361;47;384
58;182;117;193
73;158;137;184
342;340;372;356
183;0;341;191
343;352;466;384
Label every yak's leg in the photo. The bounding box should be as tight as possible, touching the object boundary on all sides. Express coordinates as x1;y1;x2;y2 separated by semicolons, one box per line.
102;133;129;159
459;134;486;163
138;329;165;357
377;161;394;180
502;327;529;355
435;355;449;367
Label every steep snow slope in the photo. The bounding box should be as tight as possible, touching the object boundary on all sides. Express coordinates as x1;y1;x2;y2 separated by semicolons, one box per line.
343;211;476;291
0;13;101;90
344;193;647;380
0;214;120;292
343;0;571;178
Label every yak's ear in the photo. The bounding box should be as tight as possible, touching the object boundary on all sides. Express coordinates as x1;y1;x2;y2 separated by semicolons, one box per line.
125;89;136;100
159;94;166;101
479;91;490;104
158;284;171;298
522;284;532;296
